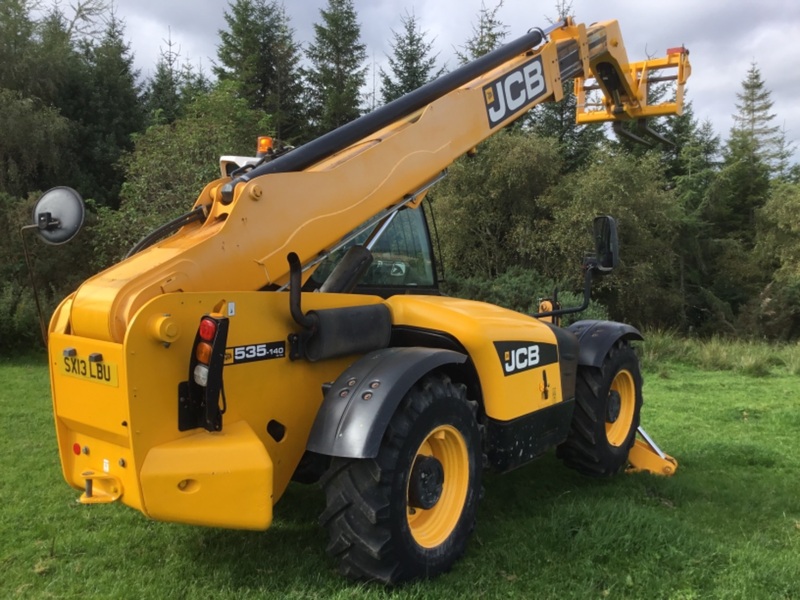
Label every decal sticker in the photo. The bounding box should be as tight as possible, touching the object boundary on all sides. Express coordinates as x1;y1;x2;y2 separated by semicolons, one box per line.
224;341;286;365
494;341;558;376
484;56;548;127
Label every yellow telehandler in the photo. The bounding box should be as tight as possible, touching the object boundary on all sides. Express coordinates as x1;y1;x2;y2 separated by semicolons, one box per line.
30;16;688;583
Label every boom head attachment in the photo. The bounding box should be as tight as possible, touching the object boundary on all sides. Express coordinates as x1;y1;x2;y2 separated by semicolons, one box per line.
573;19;690;139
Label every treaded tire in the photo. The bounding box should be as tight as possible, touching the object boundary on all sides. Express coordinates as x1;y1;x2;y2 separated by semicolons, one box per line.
557;341;642;477
319;374;481;584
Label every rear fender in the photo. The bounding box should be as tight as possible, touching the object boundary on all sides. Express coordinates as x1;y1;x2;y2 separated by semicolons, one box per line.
567;320;643;367
306;347;467;458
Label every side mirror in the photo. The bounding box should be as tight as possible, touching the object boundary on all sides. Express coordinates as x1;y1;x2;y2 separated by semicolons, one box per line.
593;215;619;272
31;187;85;245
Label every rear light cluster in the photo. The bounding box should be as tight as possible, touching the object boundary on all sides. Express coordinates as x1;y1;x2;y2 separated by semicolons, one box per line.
182;313;229;432
193;317;218;386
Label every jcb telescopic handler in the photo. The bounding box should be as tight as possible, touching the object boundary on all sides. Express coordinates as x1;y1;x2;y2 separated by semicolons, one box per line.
30;16;689;583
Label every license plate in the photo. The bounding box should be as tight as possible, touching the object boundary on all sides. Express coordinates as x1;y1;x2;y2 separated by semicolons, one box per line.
61;355;119;387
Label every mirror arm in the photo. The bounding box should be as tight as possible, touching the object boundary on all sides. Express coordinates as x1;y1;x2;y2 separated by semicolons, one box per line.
532;261;596;320
19;224;50;345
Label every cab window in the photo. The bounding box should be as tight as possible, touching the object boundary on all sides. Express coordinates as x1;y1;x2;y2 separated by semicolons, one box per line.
310;207;437;294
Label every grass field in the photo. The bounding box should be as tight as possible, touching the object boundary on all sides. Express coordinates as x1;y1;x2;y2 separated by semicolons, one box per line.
2;338;799;599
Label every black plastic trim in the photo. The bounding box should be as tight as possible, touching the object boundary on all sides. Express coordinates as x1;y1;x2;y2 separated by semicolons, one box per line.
486;399;575;473
567;319;643;367
306;347;467;458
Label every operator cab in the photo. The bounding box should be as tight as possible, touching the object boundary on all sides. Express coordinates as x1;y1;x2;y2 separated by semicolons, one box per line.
309;206;441;298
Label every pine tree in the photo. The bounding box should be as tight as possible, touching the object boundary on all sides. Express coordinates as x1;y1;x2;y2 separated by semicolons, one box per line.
0;0;37;95
144;33;183;125
215;0;304;141
730;62;789;176
179;61;211;107
709;63;783;245
671;116;723;331
456;0;508;64
379;10;443;104
524;78;604;172
78;15;145;207
304;0;367;136
267;3;305;141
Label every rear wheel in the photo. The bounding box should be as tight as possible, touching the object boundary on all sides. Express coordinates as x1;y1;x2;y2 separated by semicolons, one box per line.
558;341;642;477
319;374;481;584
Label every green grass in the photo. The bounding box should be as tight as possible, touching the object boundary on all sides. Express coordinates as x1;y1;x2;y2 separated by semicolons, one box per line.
2;349;799;599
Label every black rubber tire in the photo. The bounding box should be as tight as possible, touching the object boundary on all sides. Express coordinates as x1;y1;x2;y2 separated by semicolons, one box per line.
319;374;482;584
557;341;642;477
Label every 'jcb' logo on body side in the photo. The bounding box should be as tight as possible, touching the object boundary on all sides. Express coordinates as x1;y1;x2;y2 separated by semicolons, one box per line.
494;341;558;376
484;56;547;127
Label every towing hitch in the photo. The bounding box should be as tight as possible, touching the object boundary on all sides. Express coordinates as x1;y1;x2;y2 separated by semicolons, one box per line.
79;470;123;504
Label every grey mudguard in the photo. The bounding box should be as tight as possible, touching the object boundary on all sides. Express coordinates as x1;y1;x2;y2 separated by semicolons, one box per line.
306;347;467;459
567;320;644;367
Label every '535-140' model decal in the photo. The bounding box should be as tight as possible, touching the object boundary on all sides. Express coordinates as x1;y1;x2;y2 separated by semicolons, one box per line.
224;341;286;365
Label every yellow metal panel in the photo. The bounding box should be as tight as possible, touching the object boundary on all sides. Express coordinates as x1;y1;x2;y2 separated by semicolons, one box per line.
139;420;274;530
123;291;381;510
387;296;564;422
49;289;385;524
48;332;141;509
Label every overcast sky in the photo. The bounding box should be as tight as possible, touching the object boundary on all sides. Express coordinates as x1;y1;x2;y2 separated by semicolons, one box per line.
112;0;800;160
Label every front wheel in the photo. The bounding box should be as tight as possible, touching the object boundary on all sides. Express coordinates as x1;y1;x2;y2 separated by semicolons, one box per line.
319;374;482;584
558;341;642;477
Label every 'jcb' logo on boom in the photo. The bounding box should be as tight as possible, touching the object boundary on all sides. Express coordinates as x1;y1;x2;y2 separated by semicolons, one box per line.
494;341;558;376
483;56;547;127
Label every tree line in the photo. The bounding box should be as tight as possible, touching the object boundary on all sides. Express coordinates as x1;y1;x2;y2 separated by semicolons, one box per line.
1;0;798;353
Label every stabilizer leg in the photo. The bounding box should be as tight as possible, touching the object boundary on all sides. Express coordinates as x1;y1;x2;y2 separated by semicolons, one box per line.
626;426;678;476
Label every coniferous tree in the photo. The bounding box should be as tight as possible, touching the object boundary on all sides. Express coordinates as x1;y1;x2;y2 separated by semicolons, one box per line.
215;0;267;106
524;78;604;172
456;0;508;64
0;89;69;197
708;64;781;246
304;0;367;136
215;0;304;141
0;0;37;95
671;115;723;331
77;16;145;206
144;33;183;125
752;181;800;339
266;3;305;141
379;10;443;104
688;63;784;331
730;62;789;176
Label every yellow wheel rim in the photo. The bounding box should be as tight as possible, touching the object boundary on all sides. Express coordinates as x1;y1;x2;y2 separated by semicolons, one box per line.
606;369;636;447
407;424;470;548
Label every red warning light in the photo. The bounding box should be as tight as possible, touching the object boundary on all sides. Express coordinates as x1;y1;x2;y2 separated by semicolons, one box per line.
199;318;217;342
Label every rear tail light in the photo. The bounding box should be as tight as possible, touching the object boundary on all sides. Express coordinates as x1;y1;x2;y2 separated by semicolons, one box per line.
195;341;213;364
198;318;217;342
193;364;209;387
180;313;229;432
